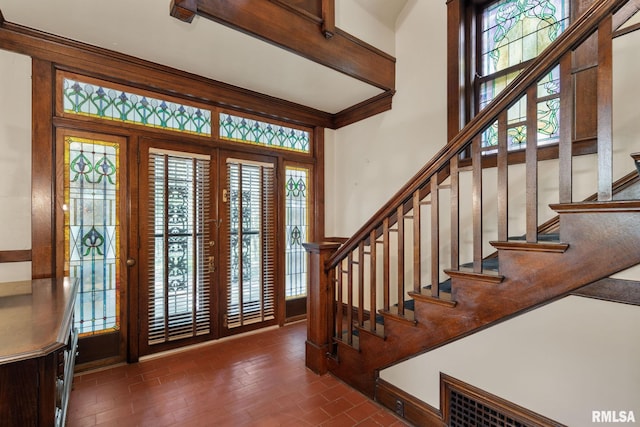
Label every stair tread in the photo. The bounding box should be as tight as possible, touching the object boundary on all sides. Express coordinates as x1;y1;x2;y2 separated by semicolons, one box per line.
551;200;640;212
379;306;417;325
460;257;500;271
409;291;457;307
491;240;569;253
508;232;560;242
444;267;505;283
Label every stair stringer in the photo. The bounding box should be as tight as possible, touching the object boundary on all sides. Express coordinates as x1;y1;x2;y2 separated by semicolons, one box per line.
327;201;640;398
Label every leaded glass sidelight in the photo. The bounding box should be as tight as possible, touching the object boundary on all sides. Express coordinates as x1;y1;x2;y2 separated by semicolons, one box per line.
479;0;568;152
219;113;310;153
64;136;120;336
62;76;212;136
147;149;211;344
285;167;309;299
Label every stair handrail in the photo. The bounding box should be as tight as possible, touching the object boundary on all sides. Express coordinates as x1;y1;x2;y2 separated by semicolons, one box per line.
326;0;629;269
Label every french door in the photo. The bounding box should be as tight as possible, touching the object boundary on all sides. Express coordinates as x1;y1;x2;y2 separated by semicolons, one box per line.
138;141;278;355
219;154;278;335
138;140;216;355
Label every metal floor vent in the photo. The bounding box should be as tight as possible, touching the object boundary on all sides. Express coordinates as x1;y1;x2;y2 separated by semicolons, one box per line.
442;375;565;427
449;389;532;427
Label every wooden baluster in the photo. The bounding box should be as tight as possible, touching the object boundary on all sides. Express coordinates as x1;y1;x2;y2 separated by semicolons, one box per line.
497;110;508;242
450;155;460;271
430;178;440;297
369;229;377;333
413;191;421;294
559;53;574;203
597;14;614;201
336;262;343;341
472;134;483;272
358;241;364;328
347;255;353;345
383;217;390;312
526;84;538;243
396;205;405;316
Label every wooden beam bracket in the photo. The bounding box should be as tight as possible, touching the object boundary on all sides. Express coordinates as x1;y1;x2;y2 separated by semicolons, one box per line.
170;0;197;23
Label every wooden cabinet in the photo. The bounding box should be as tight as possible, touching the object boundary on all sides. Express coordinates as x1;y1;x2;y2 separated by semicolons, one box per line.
0;278;78;426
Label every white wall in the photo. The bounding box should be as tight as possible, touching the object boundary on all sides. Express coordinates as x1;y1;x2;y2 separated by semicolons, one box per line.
612;20;640;180
326;0;447;237
380;295;640;426
335;0;401;56
0;49;31;281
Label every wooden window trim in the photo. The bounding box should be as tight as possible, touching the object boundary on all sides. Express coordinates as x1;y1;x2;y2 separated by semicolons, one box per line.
0;250;32;264
448;0;601;165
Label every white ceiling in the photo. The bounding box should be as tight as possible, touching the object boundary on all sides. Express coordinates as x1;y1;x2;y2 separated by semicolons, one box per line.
1;0;406;114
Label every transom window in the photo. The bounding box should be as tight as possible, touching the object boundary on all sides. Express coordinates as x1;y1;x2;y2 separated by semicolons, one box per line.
219;112;310;154
58;72;313;156
62;76;212;136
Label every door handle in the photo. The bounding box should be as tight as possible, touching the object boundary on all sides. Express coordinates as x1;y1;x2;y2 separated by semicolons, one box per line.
126;258;136;267
208;256;215;272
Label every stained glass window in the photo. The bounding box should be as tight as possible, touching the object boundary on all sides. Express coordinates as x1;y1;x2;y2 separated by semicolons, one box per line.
64;136;120;336
219;113;310;153
481;0;569;77
63;77;212;136
479;0;568;152
285;167;310;299
536;65;561;146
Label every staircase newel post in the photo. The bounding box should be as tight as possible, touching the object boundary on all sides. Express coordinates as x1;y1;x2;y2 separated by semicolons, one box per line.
303;241;341;374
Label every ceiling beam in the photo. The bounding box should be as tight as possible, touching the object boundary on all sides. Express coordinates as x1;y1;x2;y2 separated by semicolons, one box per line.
170;0;395;92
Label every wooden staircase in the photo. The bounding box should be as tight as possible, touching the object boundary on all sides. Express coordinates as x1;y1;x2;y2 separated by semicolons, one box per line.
304;0;640;407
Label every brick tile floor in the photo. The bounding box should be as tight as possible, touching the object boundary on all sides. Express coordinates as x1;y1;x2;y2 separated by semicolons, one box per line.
67;321;410;427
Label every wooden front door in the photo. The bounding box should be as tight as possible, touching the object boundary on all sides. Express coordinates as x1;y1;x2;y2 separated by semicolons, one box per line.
138;139;218;356
219;153;279;336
